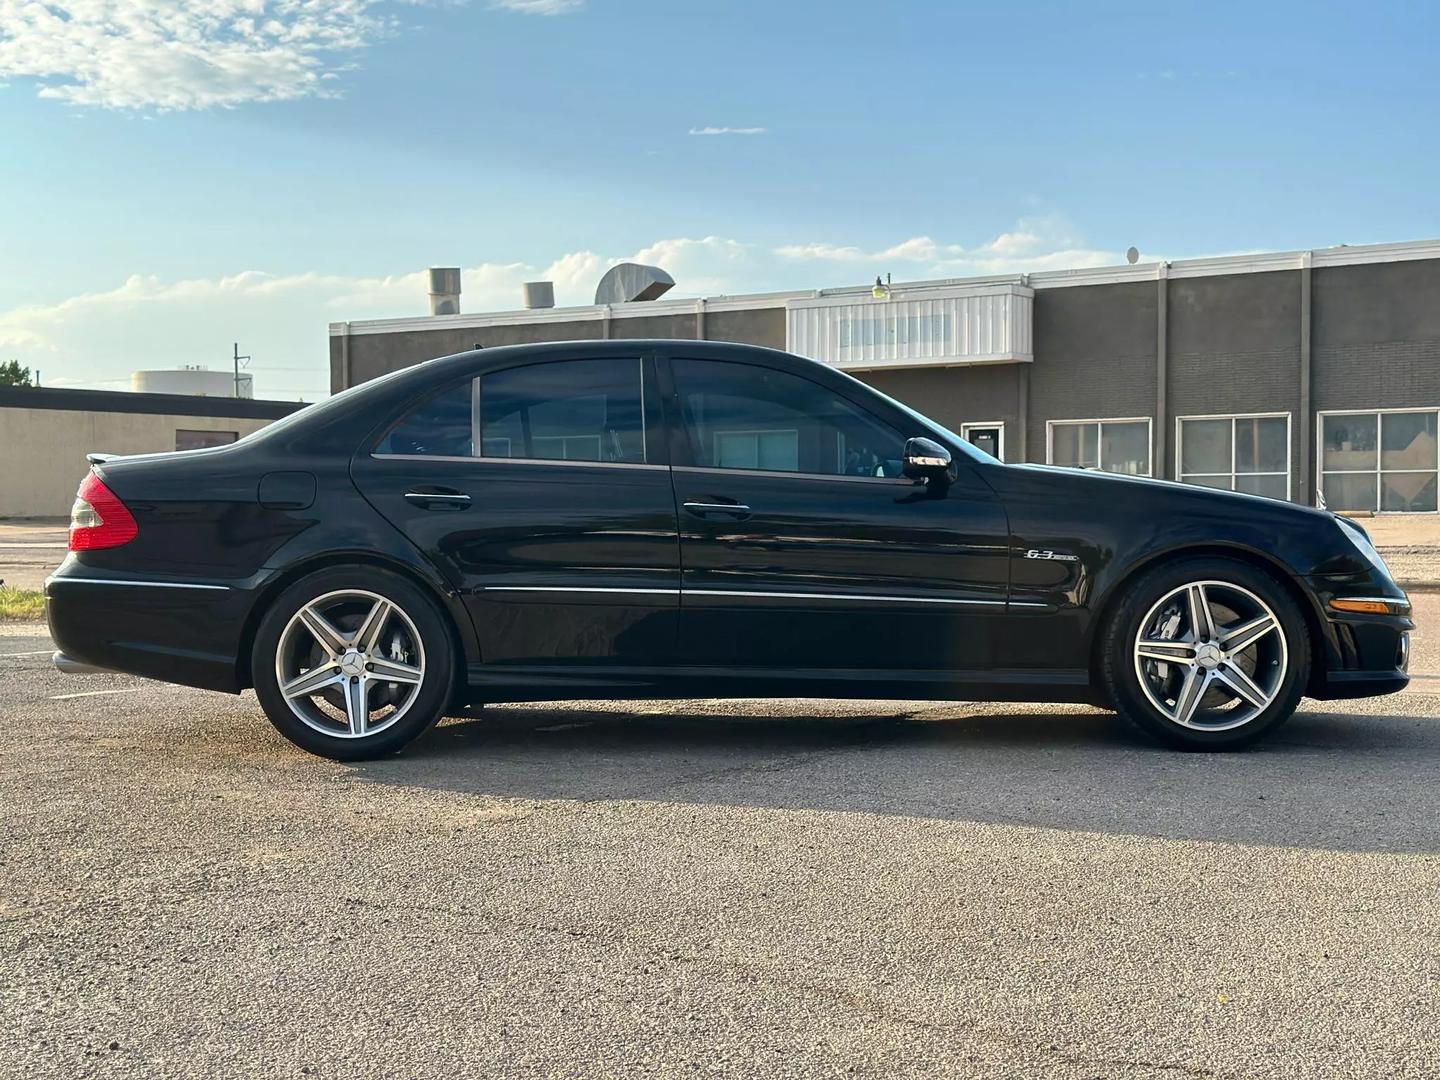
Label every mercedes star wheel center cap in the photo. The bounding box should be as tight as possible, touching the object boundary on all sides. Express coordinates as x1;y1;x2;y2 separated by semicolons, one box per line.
1195;642;1223;669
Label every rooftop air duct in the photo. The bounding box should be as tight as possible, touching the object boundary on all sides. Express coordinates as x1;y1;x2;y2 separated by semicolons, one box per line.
428;267;461;316
522;281;556;309
594;263;675;305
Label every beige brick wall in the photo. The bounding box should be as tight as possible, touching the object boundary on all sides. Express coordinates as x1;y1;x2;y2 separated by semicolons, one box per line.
0;407;274;517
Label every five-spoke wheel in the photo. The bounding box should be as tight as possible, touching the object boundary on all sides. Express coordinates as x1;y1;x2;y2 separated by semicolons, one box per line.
253;568;454;759
1102;558;1309;749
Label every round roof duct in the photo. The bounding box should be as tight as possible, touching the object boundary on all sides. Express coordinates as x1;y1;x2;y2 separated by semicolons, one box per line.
594;263;675;305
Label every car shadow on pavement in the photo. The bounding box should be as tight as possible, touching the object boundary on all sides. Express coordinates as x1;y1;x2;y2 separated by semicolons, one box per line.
346;699;1440;855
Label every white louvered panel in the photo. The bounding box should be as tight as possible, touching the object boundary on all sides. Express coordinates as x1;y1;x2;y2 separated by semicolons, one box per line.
785;283;1033;371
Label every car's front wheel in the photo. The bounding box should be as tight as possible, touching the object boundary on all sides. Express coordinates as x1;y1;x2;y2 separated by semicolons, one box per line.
252;567;455;760
1100;557;1311;749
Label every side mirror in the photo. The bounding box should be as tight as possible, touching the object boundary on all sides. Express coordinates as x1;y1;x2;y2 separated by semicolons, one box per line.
902;437;952;481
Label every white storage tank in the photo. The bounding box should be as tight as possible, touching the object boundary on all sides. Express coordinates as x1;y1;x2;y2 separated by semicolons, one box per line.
131;367;252;398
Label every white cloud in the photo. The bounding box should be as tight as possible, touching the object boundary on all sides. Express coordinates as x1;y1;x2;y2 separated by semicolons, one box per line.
0;0;451;110
688;126;767;136
489;0;583;13
0;222;1129;399
775;217;1118;276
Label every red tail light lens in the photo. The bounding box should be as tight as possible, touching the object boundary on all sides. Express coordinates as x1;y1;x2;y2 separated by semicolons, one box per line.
69;472;138;551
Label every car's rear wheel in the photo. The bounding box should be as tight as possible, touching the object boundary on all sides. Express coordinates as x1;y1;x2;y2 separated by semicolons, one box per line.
1100;557;1310;749
252;567;454;760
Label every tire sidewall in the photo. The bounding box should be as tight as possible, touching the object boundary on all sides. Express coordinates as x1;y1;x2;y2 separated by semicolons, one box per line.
252;566;455;760
1103;557;1310;749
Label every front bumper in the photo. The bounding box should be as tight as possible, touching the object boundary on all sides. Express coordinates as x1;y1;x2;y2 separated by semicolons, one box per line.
1305;580;1413;701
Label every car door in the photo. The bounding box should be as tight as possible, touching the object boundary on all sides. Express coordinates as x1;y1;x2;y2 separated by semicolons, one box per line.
351;352;680;667
663;352;1012;672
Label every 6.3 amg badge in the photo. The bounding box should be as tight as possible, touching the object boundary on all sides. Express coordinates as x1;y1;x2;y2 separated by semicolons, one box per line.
1023;548;1080;561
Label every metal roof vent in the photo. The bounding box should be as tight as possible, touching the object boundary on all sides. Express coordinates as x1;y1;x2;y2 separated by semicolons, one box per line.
522;281;555;309
428;267;461;316
594;263;675;305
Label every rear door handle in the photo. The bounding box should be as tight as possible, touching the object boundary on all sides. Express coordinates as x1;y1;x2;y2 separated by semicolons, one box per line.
404;489;471;509
683;501;751;519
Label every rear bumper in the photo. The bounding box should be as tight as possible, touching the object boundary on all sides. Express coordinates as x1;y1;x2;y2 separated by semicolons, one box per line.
52;651;112;675
46;567;254;693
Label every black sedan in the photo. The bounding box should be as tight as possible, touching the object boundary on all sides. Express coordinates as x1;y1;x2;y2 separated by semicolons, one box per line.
48;340;1411;758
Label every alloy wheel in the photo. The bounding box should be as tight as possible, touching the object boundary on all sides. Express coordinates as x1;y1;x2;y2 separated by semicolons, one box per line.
1131;579;1288;732
275;589;427;739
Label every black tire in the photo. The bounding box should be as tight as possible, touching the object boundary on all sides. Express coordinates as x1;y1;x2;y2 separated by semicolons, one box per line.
1098;556;1311;750
251;566;455;760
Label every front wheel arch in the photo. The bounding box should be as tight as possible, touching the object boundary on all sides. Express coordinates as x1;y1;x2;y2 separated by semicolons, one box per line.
1086;543;1327;698
235;552;473;694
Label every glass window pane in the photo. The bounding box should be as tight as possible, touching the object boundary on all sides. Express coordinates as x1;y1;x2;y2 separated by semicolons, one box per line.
1236;417;1288;474
1051;423;1098;468
1100;421;1150;475
1181;419;1231;475
1380;412;1438;471
1322;414;1377;472
1321;472;1378;513
672;358;905;477
1382;473;1438;512
1235;473;1288;501
480;359;646;463
376;380;473;457
1185;474;1234;491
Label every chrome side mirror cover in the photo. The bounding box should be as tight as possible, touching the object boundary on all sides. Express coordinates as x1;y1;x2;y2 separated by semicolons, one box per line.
902;437;953;481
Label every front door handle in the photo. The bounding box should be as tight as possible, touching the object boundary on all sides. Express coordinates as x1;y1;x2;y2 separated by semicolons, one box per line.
404;489;471;509
683;501;751;519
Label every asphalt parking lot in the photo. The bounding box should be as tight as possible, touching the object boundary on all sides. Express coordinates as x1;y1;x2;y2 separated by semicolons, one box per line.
3;604;1439;1079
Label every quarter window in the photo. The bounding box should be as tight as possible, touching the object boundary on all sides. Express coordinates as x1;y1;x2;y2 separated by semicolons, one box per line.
1178;415;1289;501
375;381;474;457
1048;419;1151;475
671;358;907;477
480;358;648;464
1321;410;1438;512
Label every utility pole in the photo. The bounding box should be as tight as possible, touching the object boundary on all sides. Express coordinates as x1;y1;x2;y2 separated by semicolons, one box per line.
232;342;251;398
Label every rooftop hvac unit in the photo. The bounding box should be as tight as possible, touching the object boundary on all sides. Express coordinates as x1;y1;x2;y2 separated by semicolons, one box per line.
522;281;555;309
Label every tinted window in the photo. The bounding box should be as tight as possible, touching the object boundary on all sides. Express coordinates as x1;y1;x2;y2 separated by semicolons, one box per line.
480;359;647;464
375;380;473;457
672;358;905;477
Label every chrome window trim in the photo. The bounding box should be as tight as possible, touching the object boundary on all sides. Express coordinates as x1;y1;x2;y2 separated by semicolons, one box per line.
46;577;230;592
672;465;916;486
370;453;667;472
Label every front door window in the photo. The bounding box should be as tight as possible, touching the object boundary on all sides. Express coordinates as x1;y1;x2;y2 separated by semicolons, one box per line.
671;358;907;477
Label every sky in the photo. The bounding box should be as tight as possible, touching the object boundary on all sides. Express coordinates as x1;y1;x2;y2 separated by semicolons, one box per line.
1;1;1437;401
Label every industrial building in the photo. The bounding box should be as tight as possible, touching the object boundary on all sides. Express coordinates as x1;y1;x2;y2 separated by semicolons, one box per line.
0;387;300;517
330;238;1440;514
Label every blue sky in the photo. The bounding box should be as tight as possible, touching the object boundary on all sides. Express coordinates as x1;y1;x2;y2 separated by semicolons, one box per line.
1;0;1436;400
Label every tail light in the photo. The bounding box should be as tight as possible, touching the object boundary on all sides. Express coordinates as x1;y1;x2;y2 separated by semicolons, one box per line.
69;472;138;551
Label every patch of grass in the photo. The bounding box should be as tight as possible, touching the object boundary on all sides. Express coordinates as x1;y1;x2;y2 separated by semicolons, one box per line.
0;586;45;621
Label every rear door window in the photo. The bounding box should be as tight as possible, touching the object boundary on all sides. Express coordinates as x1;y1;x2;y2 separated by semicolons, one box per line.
479;358;649;464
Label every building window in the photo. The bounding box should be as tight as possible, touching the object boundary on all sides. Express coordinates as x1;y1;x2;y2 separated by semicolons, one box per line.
1047;418;1151;475
1320;409;1439;513
175;429;238;452
960;422;1005;462
1178;414;1290;501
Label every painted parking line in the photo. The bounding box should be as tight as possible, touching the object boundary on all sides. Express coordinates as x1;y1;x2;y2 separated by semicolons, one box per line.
0;650;55;658
50;687;146;701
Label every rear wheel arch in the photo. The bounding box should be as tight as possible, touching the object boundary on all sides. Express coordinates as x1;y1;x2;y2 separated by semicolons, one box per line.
1087;543;1327;695
236;552;475;692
